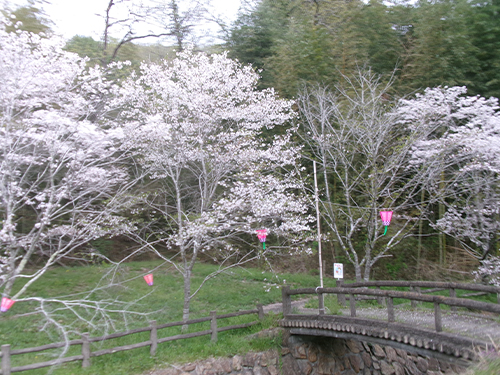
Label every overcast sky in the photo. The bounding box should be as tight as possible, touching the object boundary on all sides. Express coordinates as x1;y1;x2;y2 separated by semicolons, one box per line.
4;0;241;42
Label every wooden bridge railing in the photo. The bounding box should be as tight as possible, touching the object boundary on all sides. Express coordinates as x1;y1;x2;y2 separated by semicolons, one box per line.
281;281;500;333
0;304;266;375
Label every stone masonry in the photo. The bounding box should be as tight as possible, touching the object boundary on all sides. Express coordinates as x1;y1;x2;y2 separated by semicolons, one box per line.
147;332;468;375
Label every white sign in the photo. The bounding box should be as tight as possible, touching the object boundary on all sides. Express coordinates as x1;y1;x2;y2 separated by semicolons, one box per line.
334;263;343;279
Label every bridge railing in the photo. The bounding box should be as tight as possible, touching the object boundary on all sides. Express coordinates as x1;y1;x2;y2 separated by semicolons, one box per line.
281;282;500;333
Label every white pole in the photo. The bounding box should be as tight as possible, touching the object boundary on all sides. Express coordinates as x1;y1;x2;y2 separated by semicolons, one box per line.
313;161;324;288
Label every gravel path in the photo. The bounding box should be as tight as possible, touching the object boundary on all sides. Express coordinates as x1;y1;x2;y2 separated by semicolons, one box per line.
263;298;500;343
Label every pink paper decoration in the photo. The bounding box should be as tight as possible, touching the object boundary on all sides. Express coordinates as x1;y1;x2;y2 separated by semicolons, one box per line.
380;211;393;226
1;297;15;312
380;211;393;235
143;274;154;286
256;229;267;249
256;229;267;242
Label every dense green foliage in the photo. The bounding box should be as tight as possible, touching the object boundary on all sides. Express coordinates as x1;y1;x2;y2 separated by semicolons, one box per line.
227;0;500;99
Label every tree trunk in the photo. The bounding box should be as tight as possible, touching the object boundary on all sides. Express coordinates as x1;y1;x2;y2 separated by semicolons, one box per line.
182;268;191;332
439;171;446;266
354;263;362;282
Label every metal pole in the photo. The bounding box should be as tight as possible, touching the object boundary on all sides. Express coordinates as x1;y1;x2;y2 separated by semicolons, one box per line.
314;161;324;288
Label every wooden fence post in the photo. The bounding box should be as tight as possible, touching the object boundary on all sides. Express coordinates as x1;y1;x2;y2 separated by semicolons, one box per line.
349;294;356;317
1;344;11;375
81;333;90;368
387;297;395;323
376;286;386;307
336;280;346;306
257;304;265;320
434;302;442;332
449;288;457;312
282;285;291;316
210;311;217;343
150;320;157;356
318;292;325;315
410;286;417;309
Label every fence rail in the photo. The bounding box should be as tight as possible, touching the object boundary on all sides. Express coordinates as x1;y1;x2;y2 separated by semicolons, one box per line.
0;304;265;375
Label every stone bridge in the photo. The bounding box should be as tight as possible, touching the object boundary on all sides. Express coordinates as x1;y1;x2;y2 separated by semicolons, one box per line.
279;281;500;371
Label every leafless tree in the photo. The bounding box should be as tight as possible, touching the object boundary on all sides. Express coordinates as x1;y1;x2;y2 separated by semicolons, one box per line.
297;70;440;281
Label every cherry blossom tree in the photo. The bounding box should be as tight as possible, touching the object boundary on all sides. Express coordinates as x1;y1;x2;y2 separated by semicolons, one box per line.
0;18;147;345
297;71;443;282
474;256;500;286
110;49;311;323
398;86;500;260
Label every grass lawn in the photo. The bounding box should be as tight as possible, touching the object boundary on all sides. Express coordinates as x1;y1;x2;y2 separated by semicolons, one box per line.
0;260;332;375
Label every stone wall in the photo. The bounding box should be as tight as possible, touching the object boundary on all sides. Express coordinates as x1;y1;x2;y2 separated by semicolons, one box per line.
149;331;468;375
281;334;467;375
148;350;281;375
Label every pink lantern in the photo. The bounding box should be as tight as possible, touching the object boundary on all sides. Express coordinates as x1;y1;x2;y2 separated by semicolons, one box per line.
256;229;267;249
143;274;154;286
380;211;393;235
1;297;15;312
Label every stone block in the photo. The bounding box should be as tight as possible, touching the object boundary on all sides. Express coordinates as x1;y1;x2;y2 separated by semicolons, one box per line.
318;354;335;374
404;359;423;375
450;364;466;374
268;365;279;375
332;339;347;357
362;342;372;352
233;355;243;371
308;344;319;362
385;346;398;363
261;350;278;367
297;360;313;375
373;344;386;358
218;358;232;373
158;370;180;375
253;365;270;375
439;360;450;372
281;354;302;375
428;358;440;372
182;363;196;372
416;357;428;372
293;344;308;359
395;349;407;360
349;354;364;372
393;361;405;375
346;339;362;353
243;352;259;367
380;360;396;375
361;351;372;368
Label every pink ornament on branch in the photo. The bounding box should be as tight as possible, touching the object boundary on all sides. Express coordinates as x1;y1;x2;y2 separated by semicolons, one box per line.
380;211;393;235
143;274;154;286
1;297;15;312
256;229;267;249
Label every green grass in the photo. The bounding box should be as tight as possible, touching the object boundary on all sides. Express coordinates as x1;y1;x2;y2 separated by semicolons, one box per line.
304;295;343;315
465;355;500;375
0;261;326;375
3;263;494;374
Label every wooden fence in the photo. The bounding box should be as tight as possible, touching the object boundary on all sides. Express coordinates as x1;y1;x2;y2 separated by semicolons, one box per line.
282;281;500;333
0;304;265;375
